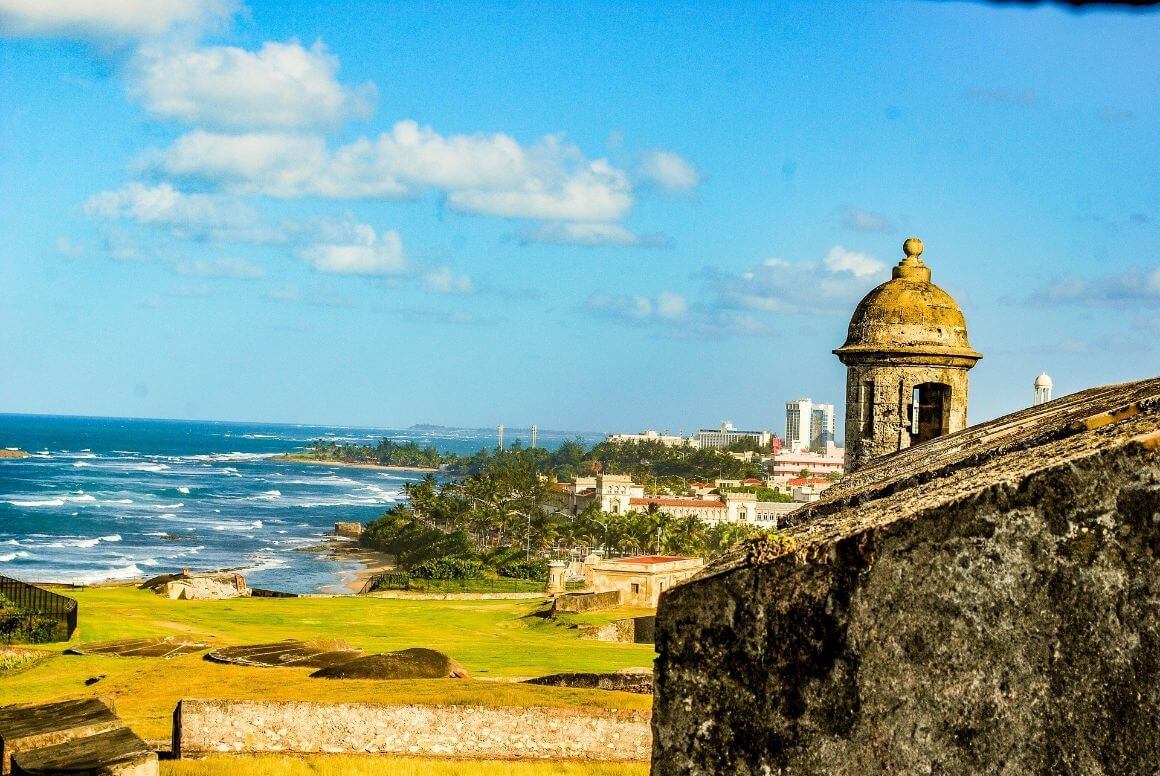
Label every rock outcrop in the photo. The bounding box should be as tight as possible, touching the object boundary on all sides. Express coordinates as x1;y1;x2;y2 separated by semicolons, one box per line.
310;647;468;679
651;377;1160;775
140;571;248;600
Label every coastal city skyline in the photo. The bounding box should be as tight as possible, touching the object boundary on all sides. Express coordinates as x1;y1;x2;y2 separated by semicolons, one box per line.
3;1;1157;432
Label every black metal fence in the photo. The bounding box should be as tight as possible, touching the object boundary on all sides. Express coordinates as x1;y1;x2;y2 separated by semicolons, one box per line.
0;575;78;643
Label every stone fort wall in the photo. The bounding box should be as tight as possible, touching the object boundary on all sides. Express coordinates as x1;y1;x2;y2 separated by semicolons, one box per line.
173;699;650;761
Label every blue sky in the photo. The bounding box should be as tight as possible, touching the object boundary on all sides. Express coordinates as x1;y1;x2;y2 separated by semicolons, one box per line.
0;1;1157;434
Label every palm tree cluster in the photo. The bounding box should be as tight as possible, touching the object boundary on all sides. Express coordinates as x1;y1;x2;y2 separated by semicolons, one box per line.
360;444;765;567
306;438;444;469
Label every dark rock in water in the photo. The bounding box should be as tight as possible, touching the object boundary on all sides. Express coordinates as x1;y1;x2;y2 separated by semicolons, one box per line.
652;377;1160;775
311;648;468;679
524;670;652;694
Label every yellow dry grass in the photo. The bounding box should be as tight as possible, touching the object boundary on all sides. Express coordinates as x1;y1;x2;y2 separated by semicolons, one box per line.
1;586;654;740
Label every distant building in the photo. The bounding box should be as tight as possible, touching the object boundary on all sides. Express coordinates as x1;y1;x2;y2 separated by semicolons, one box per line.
553;475;795;528
785;399;812;452
588;555;705;608
551;473;644;515
1034;372;1053;406
606;429;693;448
696;422;771;450
810;403;836;452
786;399;836;453
769;446;844;480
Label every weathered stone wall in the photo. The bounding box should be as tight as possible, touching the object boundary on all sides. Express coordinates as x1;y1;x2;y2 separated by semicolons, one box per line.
842;363;970;472
581;616;656;644
333;522;363;538
554;590;622;612
652;437;1160;775
174;700;651;760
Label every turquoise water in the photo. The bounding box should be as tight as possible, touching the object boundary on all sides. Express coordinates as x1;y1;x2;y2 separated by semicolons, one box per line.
0;414;593;593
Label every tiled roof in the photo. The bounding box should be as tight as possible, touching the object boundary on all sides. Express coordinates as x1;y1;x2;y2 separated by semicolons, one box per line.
615;555;694;564
630;497;725;509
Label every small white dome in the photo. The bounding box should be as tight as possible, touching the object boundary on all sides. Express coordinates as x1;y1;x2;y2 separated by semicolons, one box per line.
1034;372;1053;389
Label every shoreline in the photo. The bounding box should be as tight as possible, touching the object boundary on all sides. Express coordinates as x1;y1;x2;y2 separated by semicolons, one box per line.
275;455;440;474
31;537;395;597
312;538;396;594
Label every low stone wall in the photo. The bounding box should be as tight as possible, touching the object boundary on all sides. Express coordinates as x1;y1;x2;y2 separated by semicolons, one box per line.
173;700;650;760
523;671;652;695
580;616;656;644
553;590;621;613
366;591;545;601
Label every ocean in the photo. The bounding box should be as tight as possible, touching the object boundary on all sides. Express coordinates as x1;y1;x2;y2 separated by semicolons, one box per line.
0;414;596;594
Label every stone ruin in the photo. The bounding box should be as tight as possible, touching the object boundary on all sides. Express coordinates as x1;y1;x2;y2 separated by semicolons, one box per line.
140;569;249;600
651;376;1160;774
0;698;155;776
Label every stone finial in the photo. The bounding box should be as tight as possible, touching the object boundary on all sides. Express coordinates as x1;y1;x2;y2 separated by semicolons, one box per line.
892;235;931;281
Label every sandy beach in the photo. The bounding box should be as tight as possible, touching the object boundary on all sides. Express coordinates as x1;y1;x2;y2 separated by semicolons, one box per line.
309;538;396;595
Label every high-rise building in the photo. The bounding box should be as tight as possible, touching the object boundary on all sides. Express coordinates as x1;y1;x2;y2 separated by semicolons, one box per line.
809;403;835;452
785;399;813;452
786;400;837;454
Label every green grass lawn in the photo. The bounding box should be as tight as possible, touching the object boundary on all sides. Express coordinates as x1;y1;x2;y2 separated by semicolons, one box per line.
0;585;655;740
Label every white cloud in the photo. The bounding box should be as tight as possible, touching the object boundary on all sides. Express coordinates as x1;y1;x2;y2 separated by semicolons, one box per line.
841;207;891;233
637;150;701;192
298;221;406;276
423;266;474;295
655;291;689;320
84;182;269;241
585;289;768;339
53;237;86;258
520;222;669;248
175;257;265;279
585;291;688;322
140;132;377;199
447;156;631;222
265;284;352;307
0;0;235;39
131;40;375;130
1028;266;1160;307
821;245;885;279
144;122;634;221
705;245;886;316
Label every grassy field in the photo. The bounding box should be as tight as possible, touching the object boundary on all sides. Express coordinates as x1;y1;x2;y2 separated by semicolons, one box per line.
0;585;655;740
163;755;647;775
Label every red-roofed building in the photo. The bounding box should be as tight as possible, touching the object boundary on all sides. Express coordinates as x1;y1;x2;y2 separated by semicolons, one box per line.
588;555;705;607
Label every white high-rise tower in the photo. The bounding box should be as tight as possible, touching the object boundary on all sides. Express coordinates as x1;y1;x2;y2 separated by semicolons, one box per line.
785;399;813;452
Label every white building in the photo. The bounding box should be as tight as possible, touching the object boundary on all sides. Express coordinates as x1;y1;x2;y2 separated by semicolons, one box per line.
606;429;693;448
553;475;794;529
1034;372;1053;406
695;422;771;451
785;398;836;453
770;446;845;480
810;403;835;451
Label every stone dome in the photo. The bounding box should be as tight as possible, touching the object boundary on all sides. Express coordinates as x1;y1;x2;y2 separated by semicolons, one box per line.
1035;372;1053;389
834;238;982;366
